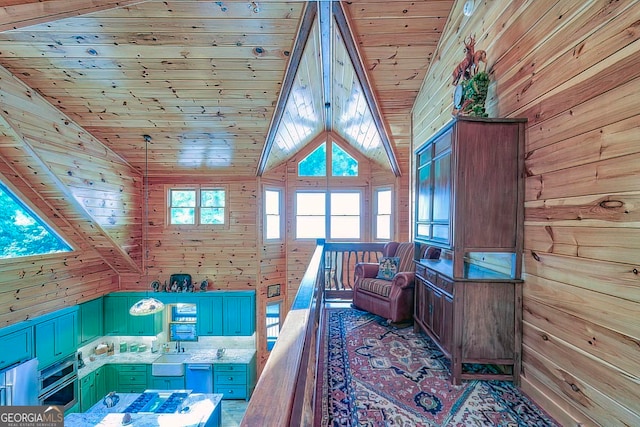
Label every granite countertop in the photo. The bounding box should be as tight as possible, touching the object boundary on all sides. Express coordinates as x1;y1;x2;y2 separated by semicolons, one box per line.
64;392;222;427
78;348;256;379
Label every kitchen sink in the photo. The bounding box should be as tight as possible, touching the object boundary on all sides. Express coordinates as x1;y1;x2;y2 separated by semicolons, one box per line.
152;353;190;376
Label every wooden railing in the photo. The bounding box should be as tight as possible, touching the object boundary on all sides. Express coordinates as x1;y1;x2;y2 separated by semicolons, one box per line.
241;240;326;427
323;241;386;300
240;240;388;426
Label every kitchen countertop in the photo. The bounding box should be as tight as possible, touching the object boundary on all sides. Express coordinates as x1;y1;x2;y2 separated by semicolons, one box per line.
64;392;222;427
78;348;256;379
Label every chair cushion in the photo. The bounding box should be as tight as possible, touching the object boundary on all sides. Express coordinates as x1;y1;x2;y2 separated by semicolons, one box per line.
376;256;400;279
357;278;393;298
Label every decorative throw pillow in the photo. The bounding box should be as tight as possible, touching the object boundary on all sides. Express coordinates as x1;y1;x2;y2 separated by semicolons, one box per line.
376;257;400;280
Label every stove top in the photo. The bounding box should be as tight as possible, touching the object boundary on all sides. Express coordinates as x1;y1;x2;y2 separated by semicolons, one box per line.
123;390;191;414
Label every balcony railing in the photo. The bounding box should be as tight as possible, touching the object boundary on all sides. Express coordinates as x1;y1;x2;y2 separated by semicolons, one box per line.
323;241;386;300
241;240;386;426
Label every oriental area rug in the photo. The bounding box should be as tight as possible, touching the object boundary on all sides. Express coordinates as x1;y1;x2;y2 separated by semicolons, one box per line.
317;308;559;427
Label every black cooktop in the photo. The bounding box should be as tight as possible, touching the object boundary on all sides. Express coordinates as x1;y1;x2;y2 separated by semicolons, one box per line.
123;391;190;414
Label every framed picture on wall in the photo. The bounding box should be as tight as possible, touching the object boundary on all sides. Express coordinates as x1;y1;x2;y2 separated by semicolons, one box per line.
267;284;281;298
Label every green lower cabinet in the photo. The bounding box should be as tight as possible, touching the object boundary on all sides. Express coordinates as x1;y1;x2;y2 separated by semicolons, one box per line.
80;372;96;412
116;364;149;393
214;362;255;400
104;364;119;394
65;401;81;415
95;365;107;402
79;366;109;411
0;326;33;370
149;376;185;390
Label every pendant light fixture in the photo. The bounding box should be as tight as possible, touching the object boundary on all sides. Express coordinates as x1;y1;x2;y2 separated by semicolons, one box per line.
129;134;164;316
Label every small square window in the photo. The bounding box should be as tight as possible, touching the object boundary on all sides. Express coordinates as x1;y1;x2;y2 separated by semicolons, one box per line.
168;186;227;226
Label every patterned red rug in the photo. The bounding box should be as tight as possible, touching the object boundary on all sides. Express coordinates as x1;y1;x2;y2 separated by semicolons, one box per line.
317;308;559;426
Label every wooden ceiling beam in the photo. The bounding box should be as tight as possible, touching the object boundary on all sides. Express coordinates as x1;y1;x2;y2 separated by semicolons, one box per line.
0;0;145;32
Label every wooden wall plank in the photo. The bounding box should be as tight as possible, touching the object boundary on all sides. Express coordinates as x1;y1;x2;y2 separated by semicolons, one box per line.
413;0;640;423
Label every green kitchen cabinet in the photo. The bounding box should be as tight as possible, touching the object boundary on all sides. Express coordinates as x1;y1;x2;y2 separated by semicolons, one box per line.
65;401;80;415
116;364;149;393
0;325;33;370
128;295;163;336
149;375;185;390
223;294;255;336
79;297;103;346
80;371;96;412
197;295;223;336
104;364;119;394
103;295;130;335
95;365;107;402
104;294;162;336
35;310;78;369
213;357;256;400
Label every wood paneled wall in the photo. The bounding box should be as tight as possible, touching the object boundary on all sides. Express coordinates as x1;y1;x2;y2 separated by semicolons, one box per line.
0;63;135;325
121;176;259;291
412;1;640;425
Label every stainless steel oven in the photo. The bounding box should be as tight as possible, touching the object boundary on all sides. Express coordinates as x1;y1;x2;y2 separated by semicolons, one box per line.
38;354;78;412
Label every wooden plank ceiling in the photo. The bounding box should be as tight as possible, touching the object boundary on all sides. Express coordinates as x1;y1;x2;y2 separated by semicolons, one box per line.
0;0;453;177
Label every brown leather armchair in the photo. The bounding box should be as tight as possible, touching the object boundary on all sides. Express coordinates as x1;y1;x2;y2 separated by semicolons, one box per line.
353;242;441;323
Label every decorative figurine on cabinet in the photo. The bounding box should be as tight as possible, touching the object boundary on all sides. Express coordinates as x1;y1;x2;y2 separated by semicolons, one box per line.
452;35;490;117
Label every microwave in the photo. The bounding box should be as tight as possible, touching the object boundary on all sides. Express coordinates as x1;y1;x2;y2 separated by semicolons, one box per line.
169;322;198;342
170;303;197;323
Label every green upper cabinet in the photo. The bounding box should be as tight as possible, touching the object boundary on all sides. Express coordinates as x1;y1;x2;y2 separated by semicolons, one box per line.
198;295;223;336
35;309;78;369
0;326;33;370
128;295;163;336
197;291;255;337
103;295;130;336
104;294;162;336
79;297;104;346
223;293;255;336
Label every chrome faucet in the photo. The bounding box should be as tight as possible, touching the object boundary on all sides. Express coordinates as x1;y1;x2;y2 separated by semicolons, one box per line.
175;341;183;353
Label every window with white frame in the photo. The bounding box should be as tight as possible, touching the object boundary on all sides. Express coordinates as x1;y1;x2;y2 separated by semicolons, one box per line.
295;192;326;238
168;186;227;226
295;190;361;239
374;188;393;240
264;189;283;241
330;192;361;239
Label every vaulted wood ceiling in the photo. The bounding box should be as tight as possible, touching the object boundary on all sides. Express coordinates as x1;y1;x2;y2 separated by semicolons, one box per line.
0;0;454;177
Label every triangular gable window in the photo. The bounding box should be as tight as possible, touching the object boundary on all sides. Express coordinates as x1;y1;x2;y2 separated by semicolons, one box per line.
332;142;358;176
298;143;327;176
0;181;72;259
298;141;358;177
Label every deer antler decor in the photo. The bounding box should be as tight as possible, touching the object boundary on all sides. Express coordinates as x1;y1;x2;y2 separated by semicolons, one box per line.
451;35;490;117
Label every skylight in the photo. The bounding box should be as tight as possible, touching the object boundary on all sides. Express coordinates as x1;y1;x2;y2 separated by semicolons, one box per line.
0;181;72;259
